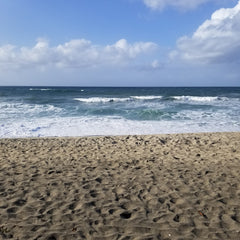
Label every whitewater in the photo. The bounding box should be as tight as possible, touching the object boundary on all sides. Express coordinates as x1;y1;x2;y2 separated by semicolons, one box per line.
0;87;239;138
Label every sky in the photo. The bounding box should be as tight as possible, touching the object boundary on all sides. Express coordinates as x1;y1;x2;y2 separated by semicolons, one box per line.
0;0;240;86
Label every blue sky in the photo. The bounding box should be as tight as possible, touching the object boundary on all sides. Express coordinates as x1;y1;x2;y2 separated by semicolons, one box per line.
0;0;239;86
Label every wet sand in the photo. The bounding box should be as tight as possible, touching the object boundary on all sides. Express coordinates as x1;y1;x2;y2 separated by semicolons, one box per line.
0;132;240;239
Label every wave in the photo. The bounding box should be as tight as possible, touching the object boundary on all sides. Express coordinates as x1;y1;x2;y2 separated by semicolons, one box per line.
0;102;62;118
131;96;163;100
172;96;226;102
74;97;131;103
74;95;237;104
74;96;163;103
29;88;53;91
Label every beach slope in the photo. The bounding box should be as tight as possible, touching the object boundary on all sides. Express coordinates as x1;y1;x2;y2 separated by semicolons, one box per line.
0;132;240;239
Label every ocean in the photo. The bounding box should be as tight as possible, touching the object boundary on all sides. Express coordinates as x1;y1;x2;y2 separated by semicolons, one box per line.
0;87;239;138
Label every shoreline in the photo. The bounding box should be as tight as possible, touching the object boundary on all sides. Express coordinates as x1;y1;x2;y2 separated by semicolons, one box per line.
0;132;240;239
1;130;240;139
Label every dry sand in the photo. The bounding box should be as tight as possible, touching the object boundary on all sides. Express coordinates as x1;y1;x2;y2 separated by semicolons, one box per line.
0;132;240;240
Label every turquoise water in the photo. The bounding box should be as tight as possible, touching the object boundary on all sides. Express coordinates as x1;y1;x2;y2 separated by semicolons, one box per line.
0;87;240;137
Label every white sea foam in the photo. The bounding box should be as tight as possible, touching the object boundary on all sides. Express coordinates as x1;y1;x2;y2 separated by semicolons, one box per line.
74;96;163;103
173;96;221;102
74;95;230;103
74;97;131;103
132;96;163;100
29;88;53;91
0;102;62;119
1;114;239;138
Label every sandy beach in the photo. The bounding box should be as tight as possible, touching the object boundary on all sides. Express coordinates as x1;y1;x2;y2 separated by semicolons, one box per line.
0;132;240;240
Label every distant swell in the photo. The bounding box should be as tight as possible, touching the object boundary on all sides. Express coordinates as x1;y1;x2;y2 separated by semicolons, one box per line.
29;88;53;91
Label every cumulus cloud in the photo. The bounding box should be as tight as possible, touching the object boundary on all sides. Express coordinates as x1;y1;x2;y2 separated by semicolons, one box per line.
104;39;157;61
173;1;240;63
143;0;211;11
0;38;158;70
133;59;165;72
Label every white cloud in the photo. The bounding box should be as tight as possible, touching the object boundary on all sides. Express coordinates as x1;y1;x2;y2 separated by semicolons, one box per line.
20;39;53;66
104;39;157;63
55;39;99;68
0;45;16;65
143;0;211;11
173;1;240;63
151;59;160;68
0;38;158;70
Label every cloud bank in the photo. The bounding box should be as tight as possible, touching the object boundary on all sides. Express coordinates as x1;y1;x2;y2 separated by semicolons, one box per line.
143;0;211;11
173;1;240;63
0;38;158;70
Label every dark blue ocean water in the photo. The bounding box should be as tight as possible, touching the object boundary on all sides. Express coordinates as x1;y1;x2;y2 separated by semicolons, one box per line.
0;87;240;137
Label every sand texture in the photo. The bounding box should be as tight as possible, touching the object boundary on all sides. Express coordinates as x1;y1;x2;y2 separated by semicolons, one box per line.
0;132;240;240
